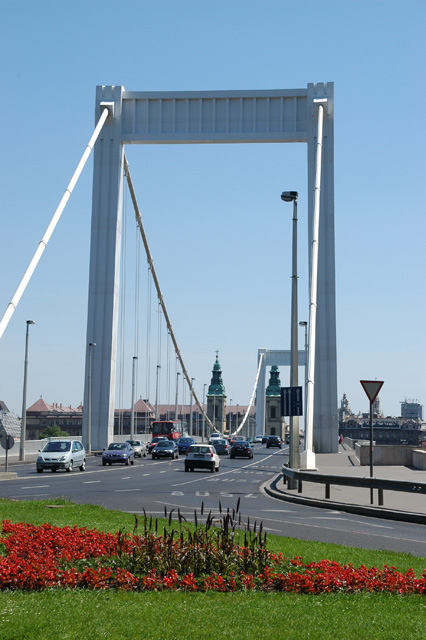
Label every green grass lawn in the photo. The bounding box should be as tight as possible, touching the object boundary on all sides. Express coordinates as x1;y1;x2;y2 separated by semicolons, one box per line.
1;498;426;640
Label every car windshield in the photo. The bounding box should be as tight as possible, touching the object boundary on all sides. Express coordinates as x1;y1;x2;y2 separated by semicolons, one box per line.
108;443;127;450
179;438;193;444
126;441;139;446
156;441;172;447
43;441;71;452
215;440;226;445
190;446;211;454
234;441;249;446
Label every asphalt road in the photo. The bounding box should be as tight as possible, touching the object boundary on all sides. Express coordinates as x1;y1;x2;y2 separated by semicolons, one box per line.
2;444;426;557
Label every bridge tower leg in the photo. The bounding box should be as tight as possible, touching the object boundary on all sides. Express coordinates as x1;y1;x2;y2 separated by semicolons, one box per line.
82;86;124;451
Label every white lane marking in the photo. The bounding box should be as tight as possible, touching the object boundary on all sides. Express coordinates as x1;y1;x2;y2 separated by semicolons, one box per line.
171;491;184;496
121;476;131;480
143;473;150;477
196;491;209;497
244;494;257;499
20;485;50;489
83;481;101;484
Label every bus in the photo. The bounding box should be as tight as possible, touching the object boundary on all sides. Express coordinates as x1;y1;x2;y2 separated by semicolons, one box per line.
151;420;183;441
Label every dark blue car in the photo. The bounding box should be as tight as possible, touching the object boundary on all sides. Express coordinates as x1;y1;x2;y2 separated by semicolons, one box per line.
177;436;195;455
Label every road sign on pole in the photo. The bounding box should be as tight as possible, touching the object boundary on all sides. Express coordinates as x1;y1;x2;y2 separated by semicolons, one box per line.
281;386;303;417
360;380;384;505
360;380;384;404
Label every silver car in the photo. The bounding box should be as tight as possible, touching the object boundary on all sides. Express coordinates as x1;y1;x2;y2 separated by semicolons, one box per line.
126;439;147;457
36;439;86;473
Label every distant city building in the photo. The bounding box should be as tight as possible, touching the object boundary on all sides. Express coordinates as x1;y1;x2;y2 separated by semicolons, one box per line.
339;394;425;446
401;400;423;422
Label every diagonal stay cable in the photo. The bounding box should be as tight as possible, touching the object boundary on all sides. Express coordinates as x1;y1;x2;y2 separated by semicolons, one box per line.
0;106;111;340
123;155;214;431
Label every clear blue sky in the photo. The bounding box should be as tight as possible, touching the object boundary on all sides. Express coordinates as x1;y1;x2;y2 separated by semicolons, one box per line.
0;0;425;422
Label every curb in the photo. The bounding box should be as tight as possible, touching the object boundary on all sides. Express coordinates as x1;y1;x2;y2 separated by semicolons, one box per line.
0;472;17;481
264;473;426;526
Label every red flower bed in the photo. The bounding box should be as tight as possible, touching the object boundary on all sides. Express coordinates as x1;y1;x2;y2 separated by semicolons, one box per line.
1;519;426;594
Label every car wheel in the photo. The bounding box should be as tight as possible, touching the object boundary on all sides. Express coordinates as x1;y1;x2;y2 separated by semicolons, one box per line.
102;461;106;466
130;458;134;465
210;464;215;473
108;462;112;466
51;469;57;472
143;452;147;458
66;460;73;472
125;458;129;465
79;459;86;471
190;467;194;472
184;465;189;472
215;465;219;472
37;468;43;473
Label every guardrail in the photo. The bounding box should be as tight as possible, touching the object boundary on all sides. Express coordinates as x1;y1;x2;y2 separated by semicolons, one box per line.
282;465;426;507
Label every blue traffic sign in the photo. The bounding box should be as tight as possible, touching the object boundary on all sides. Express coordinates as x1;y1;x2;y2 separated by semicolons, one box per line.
281;386;303;417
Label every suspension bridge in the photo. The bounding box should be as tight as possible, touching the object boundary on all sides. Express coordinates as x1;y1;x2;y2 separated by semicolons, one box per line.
0;83;338;465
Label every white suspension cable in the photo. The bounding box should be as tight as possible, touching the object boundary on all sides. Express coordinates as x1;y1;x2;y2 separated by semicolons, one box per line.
123;156;214;430
234;352;265;434
0;106;110;340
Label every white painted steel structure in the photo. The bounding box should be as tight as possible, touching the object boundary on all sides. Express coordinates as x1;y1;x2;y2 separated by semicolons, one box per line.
83;84;337;453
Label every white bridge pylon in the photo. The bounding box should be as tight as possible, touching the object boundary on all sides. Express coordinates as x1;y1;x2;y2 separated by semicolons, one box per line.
83;84;338;453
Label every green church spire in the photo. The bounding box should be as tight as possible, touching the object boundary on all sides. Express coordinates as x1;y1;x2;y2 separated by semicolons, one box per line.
207;352;226;396
266;365;281;396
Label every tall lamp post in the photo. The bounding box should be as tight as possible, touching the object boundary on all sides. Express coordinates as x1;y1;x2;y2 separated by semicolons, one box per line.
87;342;96;454
202;383;206;442
174;371;181;421
236;404;239;434
189;377;195;436
131;356;137;439
299;321;308;435
228;399;232;435
155;364;161;420
281;190;300;477
20;320;35;461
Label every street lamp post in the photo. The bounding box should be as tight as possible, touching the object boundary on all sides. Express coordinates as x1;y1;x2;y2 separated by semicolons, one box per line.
87;342;96;454
20;320;35;461
131;356;138;439
236;404;239;434
202;383;206;442
155;364;161;421
189;378;195;436
299;321;308;435
229;399;232;435
281;190;300;479
174;371;181;421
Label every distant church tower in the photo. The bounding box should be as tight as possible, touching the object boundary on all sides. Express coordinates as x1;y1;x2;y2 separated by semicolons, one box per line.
265;366;284;438
207;353;226;433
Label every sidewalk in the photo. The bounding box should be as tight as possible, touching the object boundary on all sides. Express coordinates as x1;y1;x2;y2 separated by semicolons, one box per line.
265;444;426;524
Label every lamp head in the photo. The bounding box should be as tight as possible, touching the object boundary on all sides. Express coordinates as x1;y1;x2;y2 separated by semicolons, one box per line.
281;191;298;202
27;320;35;325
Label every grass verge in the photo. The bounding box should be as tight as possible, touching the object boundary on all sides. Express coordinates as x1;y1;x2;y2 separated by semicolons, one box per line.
1;498;425;640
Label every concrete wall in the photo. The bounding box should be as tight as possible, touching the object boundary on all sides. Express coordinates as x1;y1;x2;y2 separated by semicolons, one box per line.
355;443;418;466
412;450;426;470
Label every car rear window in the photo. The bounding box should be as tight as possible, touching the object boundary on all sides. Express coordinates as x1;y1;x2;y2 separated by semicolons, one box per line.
190;446;211;453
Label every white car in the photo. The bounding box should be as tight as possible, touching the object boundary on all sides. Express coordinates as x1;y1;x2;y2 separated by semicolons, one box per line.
209;432;222;444
36;439;86;473
185;444;220;473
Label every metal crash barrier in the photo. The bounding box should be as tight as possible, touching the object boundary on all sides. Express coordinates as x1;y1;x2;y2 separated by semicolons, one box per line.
282;465;426;507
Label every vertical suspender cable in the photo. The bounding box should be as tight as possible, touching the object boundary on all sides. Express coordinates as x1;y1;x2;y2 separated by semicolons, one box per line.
123;156;214;429
0;107;110;340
